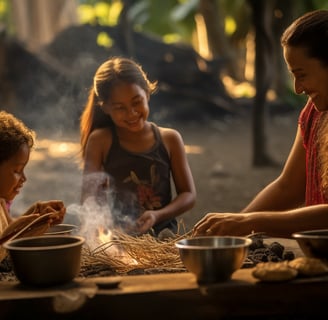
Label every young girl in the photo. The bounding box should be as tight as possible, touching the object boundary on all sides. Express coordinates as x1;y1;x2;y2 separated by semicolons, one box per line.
193;10;328;238
80;57;196;236
0;111;66;261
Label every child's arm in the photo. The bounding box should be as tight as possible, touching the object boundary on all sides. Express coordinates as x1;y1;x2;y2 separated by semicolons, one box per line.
136;128;196;234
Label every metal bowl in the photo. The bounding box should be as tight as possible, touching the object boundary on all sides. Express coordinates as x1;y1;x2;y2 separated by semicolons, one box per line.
175;236;252;284
4;235;85;287
292;229;328;260
45;224;78;235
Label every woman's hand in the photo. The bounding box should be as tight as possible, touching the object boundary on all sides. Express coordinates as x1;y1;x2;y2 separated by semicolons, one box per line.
192;212;250;237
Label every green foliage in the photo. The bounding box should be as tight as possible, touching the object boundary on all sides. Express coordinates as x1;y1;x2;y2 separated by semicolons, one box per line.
312;0;328;9
0;0;12;33
77;0;197;44
0;0;6;17
97;31;114;47
78;1;122;26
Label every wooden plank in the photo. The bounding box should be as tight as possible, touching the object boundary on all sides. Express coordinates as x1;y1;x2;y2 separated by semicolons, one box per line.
0;269;328;320
1;238;326;319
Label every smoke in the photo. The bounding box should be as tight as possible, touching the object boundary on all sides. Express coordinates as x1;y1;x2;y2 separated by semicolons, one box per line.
67;197;113;250
66;172;136;249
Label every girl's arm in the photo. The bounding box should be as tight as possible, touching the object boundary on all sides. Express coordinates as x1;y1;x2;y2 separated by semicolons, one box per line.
136;128;196;233
81;128;111;203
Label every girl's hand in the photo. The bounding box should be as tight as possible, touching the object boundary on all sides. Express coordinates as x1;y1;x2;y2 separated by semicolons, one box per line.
135;210;157;234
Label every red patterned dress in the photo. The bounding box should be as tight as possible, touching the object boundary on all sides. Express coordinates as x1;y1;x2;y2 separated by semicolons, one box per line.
299;99;328;205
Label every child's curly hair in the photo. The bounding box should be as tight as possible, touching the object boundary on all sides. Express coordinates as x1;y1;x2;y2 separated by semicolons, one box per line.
0;111;35;164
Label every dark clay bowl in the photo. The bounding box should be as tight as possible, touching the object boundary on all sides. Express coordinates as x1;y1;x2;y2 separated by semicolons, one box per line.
45;224;78;235
292;229;328;260
4;235;85;287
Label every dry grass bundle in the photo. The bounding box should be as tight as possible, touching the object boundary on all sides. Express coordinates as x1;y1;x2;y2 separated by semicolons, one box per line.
81;229;192;274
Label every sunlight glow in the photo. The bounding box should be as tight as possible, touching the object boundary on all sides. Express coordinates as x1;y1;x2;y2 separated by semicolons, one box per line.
77;4;96;24
163;33;182;43
194;13;211;59
222;76;255;98
32;139;80;159
245;32;255;81
185;145;203;154
48;142;80;158
225;16;236;35
97;32;113;47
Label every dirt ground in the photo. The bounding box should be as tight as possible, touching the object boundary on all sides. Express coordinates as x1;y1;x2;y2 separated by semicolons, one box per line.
10;110;299;232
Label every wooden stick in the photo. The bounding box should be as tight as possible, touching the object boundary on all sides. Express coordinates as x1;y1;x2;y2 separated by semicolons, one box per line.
0;212;54;245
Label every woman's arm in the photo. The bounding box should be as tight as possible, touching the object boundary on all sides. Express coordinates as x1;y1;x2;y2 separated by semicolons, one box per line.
192;204;328;238
242;125;306;212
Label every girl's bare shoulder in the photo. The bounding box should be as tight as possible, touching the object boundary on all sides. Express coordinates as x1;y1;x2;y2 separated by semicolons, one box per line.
88;127;113;142
158;126;182;140
157;126;184;151
86;128;113;155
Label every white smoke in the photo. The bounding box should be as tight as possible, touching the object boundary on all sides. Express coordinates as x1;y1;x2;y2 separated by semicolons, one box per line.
66;172;136;249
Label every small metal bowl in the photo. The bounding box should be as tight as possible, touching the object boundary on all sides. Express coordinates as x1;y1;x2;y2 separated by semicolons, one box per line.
4;235;85;287
292;229;328;260
175;236;252;284
45;224;78;235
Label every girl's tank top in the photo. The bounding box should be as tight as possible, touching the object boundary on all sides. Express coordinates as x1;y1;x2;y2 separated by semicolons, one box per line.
103;123;177;235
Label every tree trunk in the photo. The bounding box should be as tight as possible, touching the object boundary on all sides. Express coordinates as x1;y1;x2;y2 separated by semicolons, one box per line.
118;0;136;58
198;0;239;79
271;0;295;97
248;0;276;167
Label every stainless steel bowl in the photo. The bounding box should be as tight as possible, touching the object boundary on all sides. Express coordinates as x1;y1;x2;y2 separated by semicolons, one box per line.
292;229;328;259
175;236;252;284
4;235;85;287
45;224;78;235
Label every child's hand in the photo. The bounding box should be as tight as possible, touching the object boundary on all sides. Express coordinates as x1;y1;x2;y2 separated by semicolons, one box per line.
23;200;66;224
136;210;157;234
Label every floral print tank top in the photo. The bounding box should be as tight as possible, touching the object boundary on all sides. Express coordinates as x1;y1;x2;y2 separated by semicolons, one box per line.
103;123;177;235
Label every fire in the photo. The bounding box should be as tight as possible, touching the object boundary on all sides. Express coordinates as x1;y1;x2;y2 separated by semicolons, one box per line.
97;226;113;244
96;226;138;266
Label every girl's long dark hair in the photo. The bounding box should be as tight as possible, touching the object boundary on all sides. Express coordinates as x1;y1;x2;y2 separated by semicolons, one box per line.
80;56;157;159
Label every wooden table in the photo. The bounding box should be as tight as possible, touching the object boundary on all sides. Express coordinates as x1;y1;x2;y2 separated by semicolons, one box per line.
0;238;326;320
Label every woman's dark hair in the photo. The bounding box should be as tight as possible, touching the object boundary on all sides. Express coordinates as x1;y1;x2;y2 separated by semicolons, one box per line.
80;56;157;159
0;111;35;164
281;9;328;66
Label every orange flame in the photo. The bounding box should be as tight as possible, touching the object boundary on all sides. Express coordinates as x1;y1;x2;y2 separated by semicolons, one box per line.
97;227;138;266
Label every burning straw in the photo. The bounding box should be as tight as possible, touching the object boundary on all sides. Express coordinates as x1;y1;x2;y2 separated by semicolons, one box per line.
81;229;192;274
